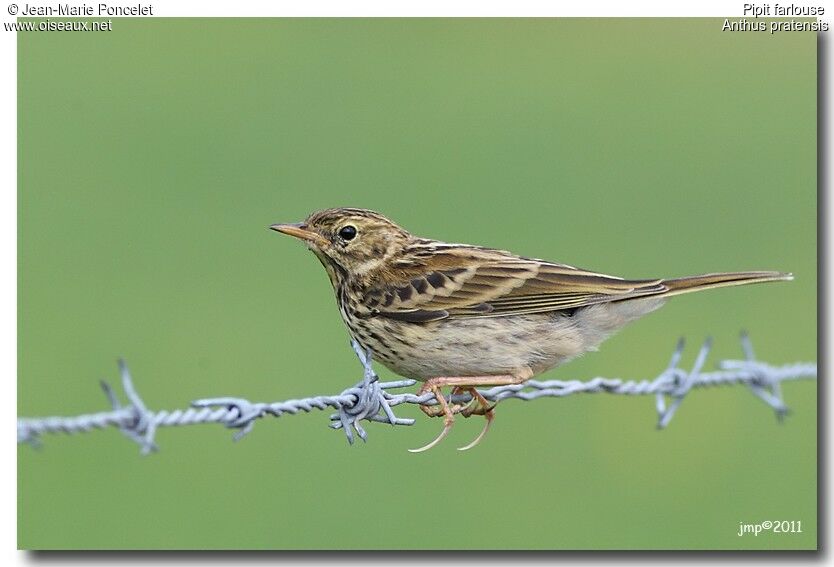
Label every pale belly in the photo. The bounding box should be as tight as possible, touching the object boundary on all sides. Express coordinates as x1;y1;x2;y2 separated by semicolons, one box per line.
341;298;666;381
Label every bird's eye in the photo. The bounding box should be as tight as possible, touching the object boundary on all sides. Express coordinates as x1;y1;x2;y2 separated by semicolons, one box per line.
338;225;357;241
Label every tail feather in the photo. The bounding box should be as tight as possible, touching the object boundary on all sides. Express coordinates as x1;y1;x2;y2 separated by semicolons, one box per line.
659;271;793;298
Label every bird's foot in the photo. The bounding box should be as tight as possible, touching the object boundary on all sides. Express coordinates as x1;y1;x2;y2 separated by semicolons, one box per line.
409;380;458;453
417;390;462;418
409;375;528;453
456;387;495;451
459;386;495;417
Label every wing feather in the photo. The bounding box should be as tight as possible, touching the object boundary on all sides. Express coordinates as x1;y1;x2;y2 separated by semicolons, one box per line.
367;246;666;323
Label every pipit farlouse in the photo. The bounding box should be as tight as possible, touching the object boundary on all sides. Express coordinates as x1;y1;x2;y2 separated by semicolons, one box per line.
271;208;791;452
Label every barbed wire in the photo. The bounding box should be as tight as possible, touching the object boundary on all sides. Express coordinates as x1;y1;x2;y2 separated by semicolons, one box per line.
17;332;816;454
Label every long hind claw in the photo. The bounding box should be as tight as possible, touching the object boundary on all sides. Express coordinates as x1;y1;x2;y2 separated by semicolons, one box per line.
457;411;493;451
408;414;454;453
458;387;496;451
409;382;457;453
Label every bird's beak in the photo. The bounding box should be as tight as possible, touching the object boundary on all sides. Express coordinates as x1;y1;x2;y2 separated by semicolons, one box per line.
269;223;329;247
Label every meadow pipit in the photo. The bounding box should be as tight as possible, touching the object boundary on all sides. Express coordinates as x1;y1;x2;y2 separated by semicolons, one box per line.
271;208;791;452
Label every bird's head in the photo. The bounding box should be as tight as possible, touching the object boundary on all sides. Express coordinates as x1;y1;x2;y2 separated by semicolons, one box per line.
270;208;412;279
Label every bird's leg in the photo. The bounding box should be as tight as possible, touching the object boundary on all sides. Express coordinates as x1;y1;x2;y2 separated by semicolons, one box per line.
409;370;532;453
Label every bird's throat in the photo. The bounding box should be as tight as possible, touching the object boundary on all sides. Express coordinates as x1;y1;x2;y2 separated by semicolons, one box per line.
311;249;347;292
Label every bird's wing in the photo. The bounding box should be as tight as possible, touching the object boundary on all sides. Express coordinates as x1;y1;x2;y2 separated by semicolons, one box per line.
363;247;667;323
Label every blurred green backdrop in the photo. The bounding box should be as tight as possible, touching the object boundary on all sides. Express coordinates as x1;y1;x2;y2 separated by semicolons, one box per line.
18;19;816;550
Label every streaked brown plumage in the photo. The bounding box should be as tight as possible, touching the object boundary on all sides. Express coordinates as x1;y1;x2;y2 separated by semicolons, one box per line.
271;207;792;451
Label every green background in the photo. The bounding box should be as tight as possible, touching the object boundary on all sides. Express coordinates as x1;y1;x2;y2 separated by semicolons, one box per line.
18;19;816;550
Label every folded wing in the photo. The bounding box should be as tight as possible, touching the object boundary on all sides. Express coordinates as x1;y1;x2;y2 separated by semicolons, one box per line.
363;247;666;323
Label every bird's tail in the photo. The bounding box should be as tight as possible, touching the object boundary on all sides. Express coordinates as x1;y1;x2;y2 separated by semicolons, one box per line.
658;271;793;298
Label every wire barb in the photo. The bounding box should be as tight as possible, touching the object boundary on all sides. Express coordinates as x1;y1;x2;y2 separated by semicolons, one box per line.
17;333;816;453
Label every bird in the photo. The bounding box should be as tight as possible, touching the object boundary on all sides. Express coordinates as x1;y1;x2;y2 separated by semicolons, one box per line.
270;207;792;452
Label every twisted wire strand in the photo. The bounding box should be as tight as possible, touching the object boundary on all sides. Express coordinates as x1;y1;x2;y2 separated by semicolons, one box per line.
17;333;816;454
